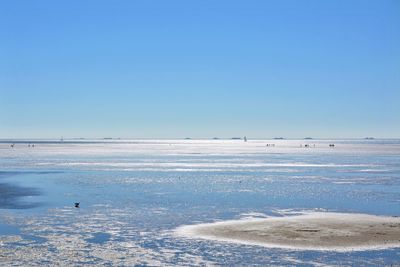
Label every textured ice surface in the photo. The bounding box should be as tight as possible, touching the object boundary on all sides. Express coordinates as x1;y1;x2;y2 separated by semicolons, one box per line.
0;139;400;265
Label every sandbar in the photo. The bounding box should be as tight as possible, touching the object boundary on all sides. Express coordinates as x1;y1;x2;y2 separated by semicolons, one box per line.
175;212;400;251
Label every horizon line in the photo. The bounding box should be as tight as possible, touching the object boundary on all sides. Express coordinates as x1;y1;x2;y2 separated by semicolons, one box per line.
0;137;399;141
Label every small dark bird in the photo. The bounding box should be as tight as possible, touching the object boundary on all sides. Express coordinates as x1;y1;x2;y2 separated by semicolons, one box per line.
74;202;80;208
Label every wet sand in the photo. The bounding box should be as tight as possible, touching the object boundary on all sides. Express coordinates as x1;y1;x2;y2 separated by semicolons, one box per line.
175;212;400;251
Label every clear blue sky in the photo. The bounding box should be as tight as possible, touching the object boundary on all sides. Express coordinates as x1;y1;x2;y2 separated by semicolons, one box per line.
1;0;399;139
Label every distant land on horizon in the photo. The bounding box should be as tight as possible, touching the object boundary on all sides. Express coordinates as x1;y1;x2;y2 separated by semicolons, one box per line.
1;137;399;142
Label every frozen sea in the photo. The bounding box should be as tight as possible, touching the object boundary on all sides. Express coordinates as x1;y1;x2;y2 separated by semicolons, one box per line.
0;139;399;266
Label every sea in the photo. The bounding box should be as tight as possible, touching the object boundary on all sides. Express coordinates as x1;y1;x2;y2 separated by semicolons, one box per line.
0;139;399;266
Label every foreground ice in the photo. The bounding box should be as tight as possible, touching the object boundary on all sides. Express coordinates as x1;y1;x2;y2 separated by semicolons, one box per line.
0;139;399;265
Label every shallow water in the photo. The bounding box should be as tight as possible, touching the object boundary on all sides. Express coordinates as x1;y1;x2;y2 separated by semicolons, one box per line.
0;139;399;265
